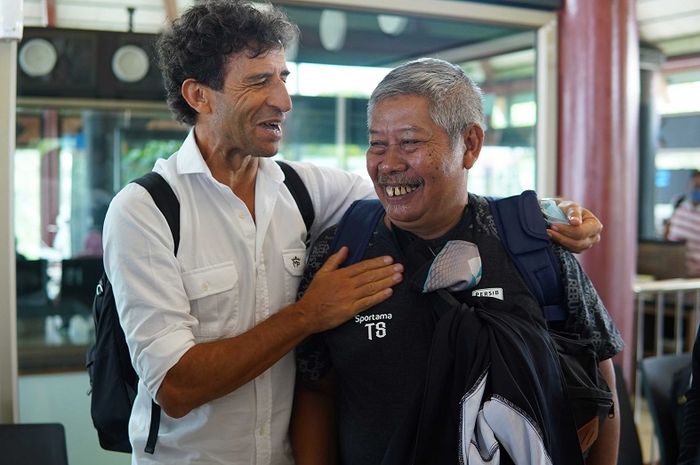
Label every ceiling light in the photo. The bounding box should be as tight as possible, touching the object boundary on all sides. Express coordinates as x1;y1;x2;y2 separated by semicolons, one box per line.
319;9;347;52
377;14;408;36
19;38;57;77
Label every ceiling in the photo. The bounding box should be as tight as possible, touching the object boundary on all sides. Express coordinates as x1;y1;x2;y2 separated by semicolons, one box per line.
17;0;700;64
637;0;700;59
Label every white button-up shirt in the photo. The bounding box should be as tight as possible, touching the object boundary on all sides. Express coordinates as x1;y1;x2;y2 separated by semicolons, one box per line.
103;130;374;464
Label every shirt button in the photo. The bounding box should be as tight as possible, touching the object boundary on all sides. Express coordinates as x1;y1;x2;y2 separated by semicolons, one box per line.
238;212;246;219
201;282;209;292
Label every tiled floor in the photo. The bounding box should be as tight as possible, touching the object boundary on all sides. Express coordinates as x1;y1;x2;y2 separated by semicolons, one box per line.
638;402;656;463
634;396;660;465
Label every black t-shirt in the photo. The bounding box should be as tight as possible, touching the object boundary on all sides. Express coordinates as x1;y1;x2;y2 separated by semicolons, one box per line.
295;193;624;465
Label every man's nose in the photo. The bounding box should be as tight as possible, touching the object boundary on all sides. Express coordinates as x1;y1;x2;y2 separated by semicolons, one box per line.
268;79;292;113
379;143;406;174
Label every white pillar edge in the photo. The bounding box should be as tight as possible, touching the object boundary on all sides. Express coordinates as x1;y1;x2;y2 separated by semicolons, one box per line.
0;39;19;424
536;18;559;198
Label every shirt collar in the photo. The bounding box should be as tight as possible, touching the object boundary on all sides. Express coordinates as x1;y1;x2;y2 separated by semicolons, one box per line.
174;129;286;186
176;129;210;175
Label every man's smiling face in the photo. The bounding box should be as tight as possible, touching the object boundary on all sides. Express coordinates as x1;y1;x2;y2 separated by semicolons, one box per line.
207;47;292;159
366;94;479;239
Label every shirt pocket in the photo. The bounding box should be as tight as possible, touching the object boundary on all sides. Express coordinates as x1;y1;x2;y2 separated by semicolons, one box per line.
282;248;306;299
182;261;238;339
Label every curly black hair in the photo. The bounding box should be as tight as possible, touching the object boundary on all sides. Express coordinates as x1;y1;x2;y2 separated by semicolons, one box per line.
156;0;299;126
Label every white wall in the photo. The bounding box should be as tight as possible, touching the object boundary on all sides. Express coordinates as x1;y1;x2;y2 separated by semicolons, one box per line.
19;372;130;465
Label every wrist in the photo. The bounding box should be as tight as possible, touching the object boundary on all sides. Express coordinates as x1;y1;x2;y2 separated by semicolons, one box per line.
282;301;318;336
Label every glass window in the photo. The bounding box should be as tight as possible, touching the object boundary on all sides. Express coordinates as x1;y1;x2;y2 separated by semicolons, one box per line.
15;103;187;373
280;48;538;193
653;69;700;236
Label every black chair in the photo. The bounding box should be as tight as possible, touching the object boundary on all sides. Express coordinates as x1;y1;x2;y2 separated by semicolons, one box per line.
16;258;51;318
615;364;643;465
0;422;69;465
640;352;693;465
55;257;103;320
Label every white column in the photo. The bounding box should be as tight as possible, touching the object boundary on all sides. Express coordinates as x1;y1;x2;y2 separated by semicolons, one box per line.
0;38;19;423
536;18;558;198
0;0;22;423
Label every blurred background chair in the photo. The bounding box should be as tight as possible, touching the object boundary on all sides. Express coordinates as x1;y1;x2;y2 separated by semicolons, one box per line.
0;422;69;465
54;257;103;322
615;364;644;465
640;352;693;465
16;258;52;341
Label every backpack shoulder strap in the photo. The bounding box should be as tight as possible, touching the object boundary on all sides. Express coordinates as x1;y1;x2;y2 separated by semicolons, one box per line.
133;171;180;255
330;199;385;267
129;171;179;454
487;190;567;322
276;160;315;235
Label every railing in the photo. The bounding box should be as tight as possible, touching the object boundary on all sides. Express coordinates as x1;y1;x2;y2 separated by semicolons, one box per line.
634;278;700;359
632;278;700;462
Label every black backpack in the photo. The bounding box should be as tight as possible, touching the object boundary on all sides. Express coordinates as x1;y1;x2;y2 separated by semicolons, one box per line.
86;161;314;454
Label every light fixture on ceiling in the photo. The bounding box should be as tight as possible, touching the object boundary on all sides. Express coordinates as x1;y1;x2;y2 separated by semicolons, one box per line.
112;45;149;83
111;6;149;83
377;14;408;36
18;38;57;77
319;9;347;52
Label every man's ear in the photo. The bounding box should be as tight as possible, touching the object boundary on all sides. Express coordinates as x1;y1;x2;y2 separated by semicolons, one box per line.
462;124;484;169
181;79;212;116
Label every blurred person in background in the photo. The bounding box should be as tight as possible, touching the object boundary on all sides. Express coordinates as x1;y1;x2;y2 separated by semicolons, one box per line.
666;170;700;277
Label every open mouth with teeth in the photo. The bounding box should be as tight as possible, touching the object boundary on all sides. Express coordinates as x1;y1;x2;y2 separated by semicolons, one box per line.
384;184;421;198
258;121;283;141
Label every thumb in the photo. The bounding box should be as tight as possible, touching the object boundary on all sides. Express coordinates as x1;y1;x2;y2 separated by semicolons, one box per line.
318;246;349;273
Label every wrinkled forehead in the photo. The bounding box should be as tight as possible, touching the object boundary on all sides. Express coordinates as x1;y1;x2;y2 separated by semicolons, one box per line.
369;94;433;125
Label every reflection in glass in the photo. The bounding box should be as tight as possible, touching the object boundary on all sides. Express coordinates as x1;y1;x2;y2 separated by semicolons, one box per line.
14;105;187;372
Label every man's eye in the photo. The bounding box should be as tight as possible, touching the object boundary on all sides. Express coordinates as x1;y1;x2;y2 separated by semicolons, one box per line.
401;140;422;151
369;141;387;152
249;77;269;87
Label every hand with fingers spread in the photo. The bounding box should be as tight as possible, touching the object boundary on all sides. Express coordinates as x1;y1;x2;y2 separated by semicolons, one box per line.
548;200;603;253
296;246;404;333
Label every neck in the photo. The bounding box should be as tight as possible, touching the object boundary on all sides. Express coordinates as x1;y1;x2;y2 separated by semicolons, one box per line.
194;127;259;218
386;202;468;241
194;127;259;190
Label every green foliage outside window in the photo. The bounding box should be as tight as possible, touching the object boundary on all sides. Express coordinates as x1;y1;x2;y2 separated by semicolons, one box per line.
121;139;182;186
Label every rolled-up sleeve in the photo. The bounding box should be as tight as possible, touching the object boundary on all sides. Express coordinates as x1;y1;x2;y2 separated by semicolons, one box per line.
553;244;625;361
103;183;196;399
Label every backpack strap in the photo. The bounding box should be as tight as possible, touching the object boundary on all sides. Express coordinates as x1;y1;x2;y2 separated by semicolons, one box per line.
329;199;385;266
276;160;315;237
133;172;181;255
487;190;567;322
130;171;180;454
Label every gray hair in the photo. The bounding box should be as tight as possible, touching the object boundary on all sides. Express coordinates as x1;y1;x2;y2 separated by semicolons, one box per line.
367;58;484;144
